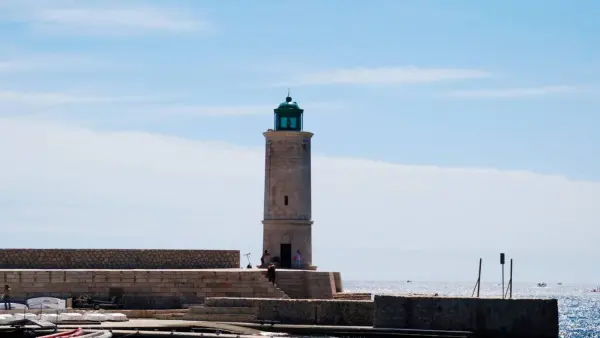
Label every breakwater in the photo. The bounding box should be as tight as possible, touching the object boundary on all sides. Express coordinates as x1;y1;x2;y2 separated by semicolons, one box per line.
191;295;558;338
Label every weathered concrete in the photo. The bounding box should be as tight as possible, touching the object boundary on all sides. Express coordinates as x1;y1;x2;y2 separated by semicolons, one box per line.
0;249;240;269
373;295;558;338
198;297;373;326
263;130;314;268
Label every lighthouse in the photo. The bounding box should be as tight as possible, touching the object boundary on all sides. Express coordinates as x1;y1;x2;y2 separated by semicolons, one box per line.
262;94;314;269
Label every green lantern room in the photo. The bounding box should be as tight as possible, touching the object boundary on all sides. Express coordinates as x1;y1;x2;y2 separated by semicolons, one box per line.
274;95;304;131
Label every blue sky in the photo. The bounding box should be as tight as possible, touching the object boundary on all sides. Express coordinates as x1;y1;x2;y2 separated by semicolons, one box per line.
1;0;599;282
1;0;599;178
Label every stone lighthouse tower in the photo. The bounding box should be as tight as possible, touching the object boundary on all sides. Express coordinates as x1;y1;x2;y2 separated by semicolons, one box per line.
262;94;313;269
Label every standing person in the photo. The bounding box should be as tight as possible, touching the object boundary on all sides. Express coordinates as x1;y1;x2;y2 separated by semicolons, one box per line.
293;250;302;269
260;250;271;267
267;264;276;285
2;284;11;310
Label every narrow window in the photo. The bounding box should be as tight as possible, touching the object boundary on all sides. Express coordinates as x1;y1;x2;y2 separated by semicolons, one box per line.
284;195;289;206
289;117;298;129
279;117;289;129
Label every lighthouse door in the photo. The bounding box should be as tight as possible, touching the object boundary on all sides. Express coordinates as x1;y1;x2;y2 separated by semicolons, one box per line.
280;243;292;269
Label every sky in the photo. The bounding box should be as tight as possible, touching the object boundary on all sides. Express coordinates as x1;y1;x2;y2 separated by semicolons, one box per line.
0;0;599;283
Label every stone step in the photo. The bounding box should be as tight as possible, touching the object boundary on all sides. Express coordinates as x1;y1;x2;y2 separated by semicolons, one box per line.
259;276;291;299
204;297;256;307
154;313;186;320
333;293;372;300
189;306;256;315
182;313;257;322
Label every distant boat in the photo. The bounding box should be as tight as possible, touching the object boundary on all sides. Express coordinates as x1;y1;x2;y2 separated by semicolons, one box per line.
537;282;547;287
557;282;562;285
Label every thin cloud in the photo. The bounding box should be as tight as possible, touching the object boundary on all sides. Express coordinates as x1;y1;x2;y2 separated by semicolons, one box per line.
0;54;104;72
0;118;599;282
273;66;490;86
140;102;346;118
447;85;589;98
0;2;213;36
0;91;154;105
0;91;344;120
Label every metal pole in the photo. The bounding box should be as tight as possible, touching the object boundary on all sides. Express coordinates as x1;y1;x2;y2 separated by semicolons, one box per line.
500;253;505;299
509;259;513;299
477;258;482;298
502;266;505;299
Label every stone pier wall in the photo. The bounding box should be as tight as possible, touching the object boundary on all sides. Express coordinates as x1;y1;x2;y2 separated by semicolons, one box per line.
204;297;374;326
256;299;372;325
265;270;338;299
1;269;285;309
0;249;240;269
373;295;559;338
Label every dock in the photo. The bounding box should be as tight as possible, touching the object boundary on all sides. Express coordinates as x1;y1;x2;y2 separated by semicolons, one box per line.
1;318;473;337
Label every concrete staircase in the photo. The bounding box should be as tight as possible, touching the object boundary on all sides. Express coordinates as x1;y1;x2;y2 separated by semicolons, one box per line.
184;302;258;322
260;275;290;299
184;298;260;322
181;276;290;322
269;272;306;299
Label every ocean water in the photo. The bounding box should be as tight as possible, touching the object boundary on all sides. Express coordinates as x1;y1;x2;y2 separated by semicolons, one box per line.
344;280;600;338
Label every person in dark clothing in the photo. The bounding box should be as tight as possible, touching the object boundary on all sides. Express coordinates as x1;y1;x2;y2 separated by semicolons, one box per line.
267;264;276;285
2;284;11;310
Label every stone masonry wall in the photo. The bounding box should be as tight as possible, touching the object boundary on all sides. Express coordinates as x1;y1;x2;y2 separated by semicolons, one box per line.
373;295;559;338
1;269;285;309
204;297;373;326
0;249;239;269
262;131;314;268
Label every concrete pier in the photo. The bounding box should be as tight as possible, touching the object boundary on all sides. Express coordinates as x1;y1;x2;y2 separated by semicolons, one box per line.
373;295;558;338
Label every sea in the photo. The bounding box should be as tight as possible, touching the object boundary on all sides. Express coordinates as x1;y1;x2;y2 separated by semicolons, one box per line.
344;280;600;338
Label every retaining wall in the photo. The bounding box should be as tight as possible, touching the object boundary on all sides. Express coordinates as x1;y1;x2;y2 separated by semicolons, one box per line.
0;249;240;269
1;269;285;309
270;270;338;299
333;292;372;300
204;297;373;326
373;295;559;338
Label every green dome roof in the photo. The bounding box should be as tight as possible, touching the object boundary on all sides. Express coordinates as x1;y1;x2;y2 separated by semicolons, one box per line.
276;96;302;110
272;95;304;131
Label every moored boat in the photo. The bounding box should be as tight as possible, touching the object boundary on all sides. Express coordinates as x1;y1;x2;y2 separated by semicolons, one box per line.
77;331;112;338
36;328;83;338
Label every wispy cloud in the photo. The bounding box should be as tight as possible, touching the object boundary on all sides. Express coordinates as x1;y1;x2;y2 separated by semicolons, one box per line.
0;91;153;105
140;102;345;117
0;54;103;72
0;2;213;36
273;66;490;86
0;89;344;121
1;119;599;281
447;85;589;98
